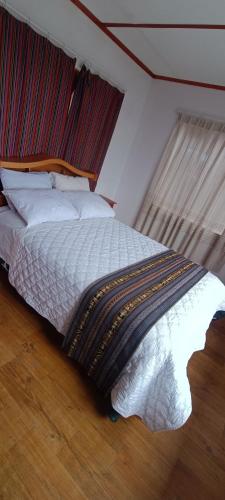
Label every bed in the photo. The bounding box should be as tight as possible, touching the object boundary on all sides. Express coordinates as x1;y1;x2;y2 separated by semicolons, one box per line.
1;158;225;432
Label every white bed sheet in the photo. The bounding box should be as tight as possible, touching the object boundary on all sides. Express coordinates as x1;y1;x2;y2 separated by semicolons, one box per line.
2;215;225;431
0;207;26;265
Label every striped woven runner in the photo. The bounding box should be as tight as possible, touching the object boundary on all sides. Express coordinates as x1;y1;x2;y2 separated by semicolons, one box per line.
64;250;207;394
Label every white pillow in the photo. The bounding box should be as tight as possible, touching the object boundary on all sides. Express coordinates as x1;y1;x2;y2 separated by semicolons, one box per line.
51;172;90;191
0;168;52;190
4;189;79;226
62;191;115;219
2;192;15;211
0;205;9;214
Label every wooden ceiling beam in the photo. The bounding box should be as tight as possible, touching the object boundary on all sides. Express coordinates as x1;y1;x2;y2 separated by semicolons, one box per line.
155;74;225;91
103;23;225;29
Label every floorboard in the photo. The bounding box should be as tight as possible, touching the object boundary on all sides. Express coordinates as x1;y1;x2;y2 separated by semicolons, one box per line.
0;269;224;499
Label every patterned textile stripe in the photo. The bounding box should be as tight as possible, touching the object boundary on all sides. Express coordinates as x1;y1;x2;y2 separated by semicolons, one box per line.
64;250;207;394
0;7;75;158
59;65;124;189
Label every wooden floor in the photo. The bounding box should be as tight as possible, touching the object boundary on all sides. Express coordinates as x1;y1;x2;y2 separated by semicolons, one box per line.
0;269;225;500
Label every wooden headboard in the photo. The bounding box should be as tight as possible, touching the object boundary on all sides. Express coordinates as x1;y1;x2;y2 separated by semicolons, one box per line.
0;157;97;207
0;157;97;178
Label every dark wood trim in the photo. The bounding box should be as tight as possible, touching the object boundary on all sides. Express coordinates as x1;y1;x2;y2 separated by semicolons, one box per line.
103;23;225;29
154;74;225;91
69;0;155;77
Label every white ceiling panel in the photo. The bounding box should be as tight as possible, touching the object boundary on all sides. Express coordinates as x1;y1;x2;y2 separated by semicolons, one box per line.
143;29;225;84
111;28;173;75
82;0;225;24
78;0;130;22
111;27;225;84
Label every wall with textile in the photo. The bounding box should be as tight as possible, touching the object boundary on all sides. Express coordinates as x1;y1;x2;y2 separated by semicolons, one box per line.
0;6;124;186
3;0;153;224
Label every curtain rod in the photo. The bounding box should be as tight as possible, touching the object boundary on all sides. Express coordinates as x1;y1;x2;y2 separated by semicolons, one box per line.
176;108;225;124
0;0;126;93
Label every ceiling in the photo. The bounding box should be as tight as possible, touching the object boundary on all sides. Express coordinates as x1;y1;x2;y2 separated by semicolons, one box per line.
71;0;225;90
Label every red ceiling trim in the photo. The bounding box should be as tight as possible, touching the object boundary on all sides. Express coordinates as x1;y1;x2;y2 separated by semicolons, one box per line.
69;0;155;77
104;23;225;29
70;0;225;92
154;74;225;91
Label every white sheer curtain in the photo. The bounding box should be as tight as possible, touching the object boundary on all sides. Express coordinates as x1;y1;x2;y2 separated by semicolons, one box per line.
135;113;225;281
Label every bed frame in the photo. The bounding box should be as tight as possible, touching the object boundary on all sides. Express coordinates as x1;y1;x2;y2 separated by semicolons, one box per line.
0;157;119;421
0;157;97;206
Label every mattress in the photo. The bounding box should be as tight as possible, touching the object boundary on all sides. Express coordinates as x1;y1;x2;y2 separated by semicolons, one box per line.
3;215;225;431
0;206;26;265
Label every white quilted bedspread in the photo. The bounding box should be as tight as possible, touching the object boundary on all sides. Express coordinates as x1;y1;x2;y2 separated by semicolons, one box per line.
8;217;225;431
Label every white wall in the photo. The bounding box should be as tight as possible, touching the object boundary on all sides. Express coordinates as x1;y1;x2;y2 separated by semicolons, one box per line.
116;79;225;225
3;0;152;205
